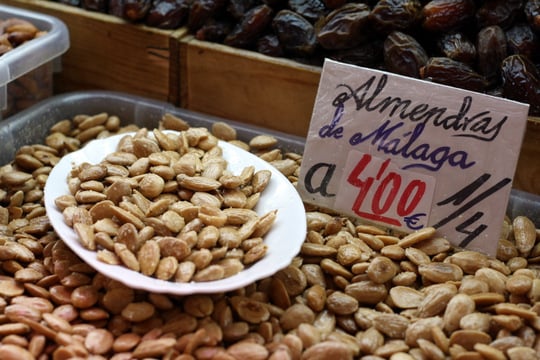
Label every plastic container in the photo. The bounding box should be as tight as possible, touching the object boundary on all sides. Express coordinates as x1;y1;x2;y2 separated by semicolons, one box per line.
1;90;536;224
0;4;69;119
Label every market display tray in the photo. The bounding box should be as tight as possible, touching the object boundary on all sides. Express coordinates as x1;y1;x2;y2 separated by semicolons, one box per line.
2;90;539;228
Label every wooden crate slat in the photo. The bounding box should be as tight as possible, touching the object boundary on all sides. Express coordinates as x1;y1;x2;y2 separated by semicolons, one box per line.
179;37;321;137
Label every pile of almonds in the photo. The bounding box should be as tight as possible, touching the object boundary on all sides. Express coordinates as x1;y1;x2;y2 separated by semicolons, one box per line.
0;111;539;359
55;126;277;283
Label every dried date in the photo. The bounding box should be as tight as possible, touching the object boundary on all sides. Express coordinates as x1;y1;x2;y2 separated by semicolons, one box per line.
123;0;152;21
288;0;327;23
188;0;228;32
524;0;540;32
420;57;489;92
224;5;274;48
436;32;476;65
196;19;234;42
475;0;523;29
35;0;540;115
108;0;125;17
476;25;507;85
327;39;384;68
422;0;476;32
506;23;540;62
272;10;317;57
81;0;108;12
321;0;346;11
263;0;287;9
257;34;285;57
317;3;371;50
145;0;191;29
369;0;423;34
501;55;540;115
228;0;259;21
384;30;428;78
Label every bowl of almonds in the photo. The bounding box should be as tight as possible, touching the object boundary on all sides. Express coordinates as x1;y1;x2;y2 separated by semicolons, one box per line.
44;127;306;294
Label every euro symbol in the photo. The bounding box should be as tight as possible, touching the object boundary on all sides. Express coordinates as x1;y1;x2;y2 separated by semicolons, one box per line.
404;213;426;230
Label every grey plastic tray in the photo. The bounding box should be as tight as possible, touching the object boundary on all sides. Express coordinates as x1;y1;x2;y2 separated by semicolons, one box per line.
2;90;538;227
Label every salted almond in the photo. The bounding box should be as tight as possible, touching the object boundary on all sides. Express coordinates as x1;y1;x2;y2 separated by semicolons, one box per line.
161;113;189;131
211;121;237;141
177;174;221;191
109;205;145;229
73;223;95;250
248;135;278;150
469;292;505;306
88;200;116;221
389;286;425;309
155;256;178;281
417;283;457;318
418;262;463;283
192;264;225;282
398;227;437;248
449;330;491;351
493;303;537;321
137;240;160;276
132;137;160;158
152;129;178;151
447;251;490;274
443;294;475;333
513;216;537;255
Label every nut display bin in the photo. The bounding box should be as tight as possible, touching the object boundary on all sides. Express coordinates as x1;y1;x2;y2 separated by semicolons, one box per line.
0;4;69;119
2;90;540;358
2;90;537;225
0;90;306;165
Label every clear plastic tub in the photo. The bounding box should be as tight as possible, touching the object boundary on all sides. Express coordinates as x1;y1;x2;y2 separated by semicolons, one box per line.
1;90;536;225
0;4;69;119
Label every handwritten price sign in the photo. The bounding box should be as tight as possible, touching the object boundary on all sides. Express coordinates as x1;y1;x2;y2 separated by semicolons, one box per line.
298;59;530;256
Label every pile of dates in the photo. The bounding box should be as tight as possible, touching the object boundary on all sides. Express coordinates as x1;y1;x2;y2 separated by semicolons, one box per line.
57;0;540;115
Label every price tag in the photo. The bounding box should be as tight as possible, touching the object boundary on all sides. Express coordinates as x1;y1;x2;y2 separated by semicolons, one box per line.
335;151;436;230
297;59;530;256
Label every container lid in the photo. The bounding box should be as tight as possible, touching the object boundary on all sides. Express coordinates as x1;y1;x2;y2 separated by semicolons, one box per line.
0;4;70;86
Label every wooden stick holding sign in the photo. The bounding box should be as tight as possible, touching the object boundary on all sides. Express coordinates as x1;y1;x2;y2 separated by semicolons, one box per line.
297;59;530;256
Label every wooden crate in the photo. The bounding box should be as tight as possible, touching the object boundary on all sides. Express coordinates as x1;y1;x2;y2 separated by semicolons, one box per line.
179;36;321;137
3;0;184;103
514;118;540;195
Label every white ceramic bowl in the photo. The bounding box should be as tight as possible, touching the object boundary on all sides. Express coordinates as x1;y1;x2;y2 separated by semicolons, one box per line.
44;132;306;295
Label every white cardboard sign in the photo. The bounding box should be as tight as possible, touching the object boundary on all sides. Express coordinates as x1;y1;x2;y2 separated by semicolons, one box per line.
297;59;530;256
